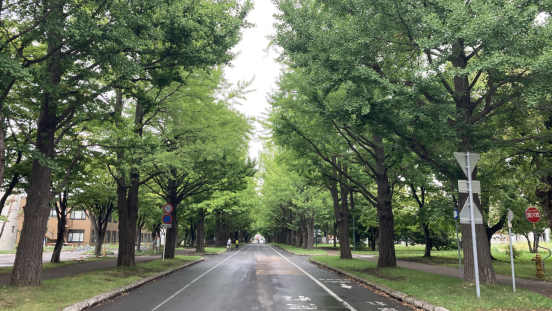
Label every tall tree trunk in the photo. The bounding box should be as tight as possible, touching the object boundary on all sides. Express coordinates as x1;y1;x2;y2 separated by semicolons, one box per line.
306;214;315;251
338;176;352;259
195;210;205;252
116;100;143;267
422;223;431;258
459;174;496;284
51;192;68;263
189;222;196;247
328;158;352;259
522;233;533;252
215;211;220;247
536;174;552;231
449;39;497;284
333;220;337;247
486;214;506;260
301;216;308;249
373;134;396;267
11;41;61;284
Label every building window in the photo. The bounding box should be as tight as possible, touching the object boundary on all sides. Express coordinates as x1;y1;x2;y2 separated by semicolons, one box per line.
117;233;120;242
105;231;111;243
108;215;112;223
112;232;116;243
68;229;84;243
12;226;15;233
91;230;96;242
140;233;144;243
70;210;86;220
49;208;57;218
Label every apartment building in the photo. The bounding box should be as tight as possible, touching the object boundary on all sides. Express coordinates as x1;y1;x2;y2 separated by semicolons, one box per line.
15;202;154;246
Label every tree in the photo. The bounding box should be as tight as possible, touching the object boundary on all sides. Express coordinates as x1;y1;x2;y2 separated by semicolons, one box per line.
272;0;551;284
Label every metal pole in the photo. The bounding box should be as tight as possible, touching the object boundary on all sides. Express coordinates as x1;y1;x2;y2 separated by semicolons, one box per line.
455;218;463;280
466;152;480;298
508;226;516;292
162;229;166;261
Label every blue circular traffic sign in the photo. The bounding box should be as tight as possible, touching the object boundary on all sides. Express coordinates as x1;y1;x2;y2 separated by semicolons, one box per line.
453;209;459;220
163;214;172;224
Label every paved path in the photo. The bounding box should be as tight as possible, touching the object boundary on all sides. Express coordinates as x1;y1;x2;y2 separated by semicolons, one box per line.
91;243;410;311
0;248;196;286
0;250;94;267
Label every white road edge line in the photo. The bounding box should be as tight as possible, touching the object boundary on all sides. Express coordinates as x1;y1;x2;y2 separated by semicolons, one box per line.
267;245;357;311
151;245;249;311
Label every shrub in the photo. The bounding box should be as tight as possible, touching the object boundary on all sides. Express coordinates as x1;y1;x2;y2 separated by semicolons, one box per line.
504;244;522;259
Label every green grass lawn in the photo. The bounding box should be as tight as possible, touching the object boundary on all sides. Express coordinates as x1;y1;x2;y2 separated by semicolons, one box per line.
312;256;551;311
136;250;163;256
0;255;201;311
395;246;553;281
314;244;340;248
193;247;226;254
0;256;115;275
270;243;328;256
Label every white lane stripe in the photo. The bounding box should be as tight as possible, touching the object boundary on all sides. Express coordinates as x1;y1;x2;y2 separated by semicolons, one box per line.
151;245;249;311
267;245;357;311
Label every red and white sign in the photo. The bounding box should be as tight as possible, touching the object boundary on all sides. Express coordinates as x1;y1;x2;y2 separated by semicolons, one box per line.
525;207;541;223
163;203;173;214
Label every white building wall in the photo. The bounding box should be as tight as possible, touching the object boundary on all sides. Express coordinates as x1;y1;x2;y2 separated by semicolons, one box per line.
0;194;22;251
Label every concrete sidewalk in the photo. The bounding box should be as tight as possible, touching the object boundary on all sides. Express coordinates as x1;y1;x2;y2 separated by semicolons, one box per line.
0;248;196;286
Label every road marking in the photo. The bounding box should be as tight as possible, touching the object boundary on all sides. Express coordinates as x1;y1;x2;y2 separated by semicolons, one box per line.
287;303;318;309
283;296;312;301
340;284;352;289
151;245;248;311
367;301;386;306
267;245;357;311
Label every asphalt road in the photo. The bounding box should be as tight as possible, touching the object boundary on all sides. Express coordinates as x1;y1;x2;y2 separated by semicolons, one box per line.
92;244;411;311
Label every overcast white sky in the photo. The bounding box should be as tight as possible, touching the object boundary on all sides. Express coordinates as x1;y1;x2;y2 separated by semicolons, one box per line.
224;0;282;160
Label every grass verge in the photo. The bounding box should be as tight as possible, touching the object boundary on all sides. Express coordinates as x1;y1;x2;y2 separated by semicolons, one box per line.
312;256;551;311
0;255;201;311
193;247;226;254
0;257;114;275
270;243;328;256
395;248;552;281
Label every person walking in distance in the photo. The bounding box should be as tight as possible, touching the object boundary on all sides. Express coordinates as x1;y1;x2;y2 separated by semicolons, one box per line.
227;238;232;251
235;239;239;248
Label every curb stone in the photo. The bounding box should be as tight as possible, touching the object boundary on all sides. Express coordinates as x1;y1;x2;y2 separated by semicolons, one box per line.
63;258;205;311
309;258;449;311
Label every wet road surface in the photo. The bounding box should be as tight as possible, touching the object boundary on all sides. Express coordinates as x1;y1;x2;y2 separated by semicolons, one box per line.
92;243;411;311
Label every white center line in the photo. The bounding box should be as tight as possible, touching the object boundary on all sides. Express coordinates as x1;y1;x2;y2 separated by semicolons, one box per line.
267;245;357;311
151;245;249;311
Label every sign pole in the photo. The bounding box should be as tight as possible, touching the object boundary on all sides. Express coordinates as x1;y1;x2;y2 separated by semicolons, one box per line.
162;229;166;261
466;152;481;298
507;209;516;292
455;215;463;280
